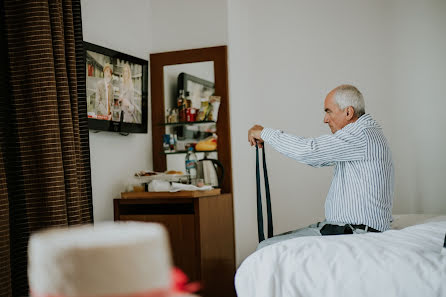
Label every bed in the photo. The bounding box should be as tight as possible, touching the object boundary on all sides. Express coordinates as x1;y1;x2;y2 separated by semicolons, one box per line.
235;215;446;297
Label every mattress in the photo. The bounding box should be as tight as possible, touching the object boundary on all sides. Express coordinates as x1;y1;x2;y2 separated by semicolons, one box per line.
235;216;446;297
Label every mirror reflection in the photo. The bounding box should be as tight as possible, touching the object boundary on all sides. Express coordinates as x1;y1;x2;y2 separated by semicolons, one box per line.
162;62;220;185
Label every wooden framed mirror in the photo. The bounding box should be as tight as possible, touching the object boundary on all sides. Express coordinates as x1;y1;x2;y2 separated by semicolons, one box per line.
150;46;232;194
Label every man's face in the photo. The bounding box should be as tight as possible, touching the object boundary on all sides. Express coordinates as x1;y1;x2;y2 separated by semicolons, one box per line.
323;91;349;134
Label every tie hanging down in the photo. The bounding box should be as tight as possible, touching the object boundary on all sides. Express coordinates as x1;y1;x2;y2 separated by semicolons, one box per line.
256;143;274;242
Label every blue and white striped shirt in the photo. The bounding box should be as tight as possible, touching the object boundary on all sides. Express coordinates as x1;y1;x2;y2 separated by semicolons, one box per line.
261;114;394;231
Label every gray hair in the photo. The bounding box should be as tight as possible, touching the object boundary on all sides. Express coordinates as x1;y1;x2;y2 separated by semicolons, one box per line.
333;85;365;117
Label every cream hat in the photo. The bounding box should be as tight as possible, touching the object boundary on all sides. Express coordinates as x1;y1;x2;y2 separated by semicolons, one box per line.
28;222;190;297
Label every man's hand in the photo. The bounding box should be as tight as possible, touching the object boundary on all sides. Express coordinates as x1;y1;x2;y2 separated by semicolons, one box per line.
248;125;264;147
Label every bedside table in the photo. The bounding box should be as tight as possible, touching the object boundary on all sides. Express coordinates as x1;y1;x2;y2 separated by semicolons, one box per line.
114;192;236;297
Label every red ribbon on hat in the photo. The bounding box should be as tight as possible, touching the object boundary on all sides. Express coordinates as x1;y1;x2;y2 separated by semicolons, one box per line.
31;268;201;297
171;267;201;294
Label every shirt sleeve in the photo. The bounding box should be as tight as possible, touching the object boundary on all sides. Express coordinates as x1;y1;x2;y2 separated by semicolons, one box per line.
260;127;366;167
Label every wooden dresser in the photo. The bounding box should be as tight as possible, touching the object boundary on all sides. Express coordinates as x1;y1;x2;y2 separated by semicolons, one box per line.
114;191;236;297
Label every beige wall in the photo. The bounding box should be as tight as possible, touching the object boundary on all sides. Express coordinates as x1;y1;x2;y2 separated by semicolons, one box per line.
81;0;153;221
388;0;446;214
149;0;228;53
228;0;446;264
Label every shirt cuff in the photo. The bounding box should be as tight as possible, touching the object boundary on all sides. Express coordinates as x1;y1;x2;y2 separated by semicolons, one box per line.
260;127;279;143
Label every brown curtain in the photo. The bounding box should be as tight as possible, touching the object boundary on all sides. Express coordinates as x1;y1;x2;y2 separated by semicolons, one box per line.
0;0;93;296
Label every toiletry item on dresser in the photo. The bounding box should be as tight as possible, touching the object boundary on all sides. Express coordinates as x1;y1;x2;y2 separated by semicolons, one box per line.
186;108;197;122
163;134;171;152
197;98;210;121
208;96;221;122
170;108;178;123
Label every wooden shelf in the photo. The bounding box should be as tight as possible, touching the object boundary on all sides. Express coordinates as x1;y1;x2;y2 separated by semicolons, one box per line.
163;149;217;155
161;120;216;127
121;188;221;199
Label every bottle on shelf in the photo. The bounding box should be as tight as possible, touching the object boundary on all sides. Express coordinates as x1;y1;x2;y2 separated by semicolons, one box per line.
177;90;187;122
185;91;192;109
185;146;198;184
197;98;210;121
169;133;176;151
177;89;184;107
166;108;171;123
170;108;178;123
187;107;197;122
163;134;170;152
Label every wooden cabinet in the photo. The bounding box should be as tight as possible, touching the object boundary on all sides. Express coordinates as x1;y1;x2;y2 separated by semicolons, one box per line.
114;192;236;297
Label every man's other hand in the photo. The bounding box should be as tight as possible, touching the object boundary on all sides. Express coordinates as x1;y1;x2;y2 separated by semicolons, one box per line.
248;125;264;147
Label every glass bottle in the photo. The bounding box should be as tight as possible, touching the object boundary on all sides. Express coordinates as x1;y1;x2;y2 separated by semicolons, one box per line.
185;146;198;184
166;108;171;123
177;89;184;108
169;134;176;151
185;91;192;109
178;90;187;122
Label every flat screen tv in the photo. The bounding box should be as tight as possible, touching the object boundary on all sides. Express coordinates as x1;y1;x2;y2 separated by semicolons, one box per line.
84;42;148;133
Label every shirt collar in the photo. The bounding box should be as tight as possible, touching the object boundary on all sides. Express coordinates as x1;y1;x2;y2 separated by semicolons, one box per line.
342;113;380;132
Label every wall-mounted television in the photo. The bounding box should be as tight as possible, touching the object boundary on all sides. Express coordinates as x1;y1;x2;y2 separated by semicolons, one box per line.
84;42;148;133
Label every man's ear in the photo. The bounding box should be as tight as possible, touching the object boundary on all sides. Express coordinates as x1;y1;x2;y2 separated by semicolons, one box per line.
346;106;355;120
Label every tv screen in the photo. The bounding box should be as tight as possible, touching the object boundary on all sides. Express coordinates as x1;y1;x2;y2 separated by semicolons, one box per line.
84;42;148;133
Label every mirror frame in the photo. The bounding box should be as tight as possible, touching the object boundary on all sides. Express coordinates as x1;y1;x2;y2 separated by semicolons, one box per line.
150;46;232;194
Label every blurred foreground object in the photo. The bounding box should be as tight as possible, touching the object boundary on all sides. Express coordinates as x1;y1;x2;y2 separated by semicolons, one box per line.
28;222;199;297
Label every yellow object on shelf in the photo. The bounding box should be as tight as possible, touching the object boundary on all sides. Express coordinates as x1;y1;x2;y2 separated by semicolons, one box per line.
195;137;217;151
133;185;145;192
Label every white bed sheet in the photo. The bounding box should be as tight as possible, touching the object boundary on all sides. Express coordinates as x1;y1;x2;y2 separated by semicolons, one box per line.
391;214;442;230
235;218;446;297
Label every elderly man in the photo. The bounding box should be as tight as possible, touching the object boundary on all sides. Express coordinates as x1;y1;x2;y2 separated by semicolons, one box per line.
248;85;394;249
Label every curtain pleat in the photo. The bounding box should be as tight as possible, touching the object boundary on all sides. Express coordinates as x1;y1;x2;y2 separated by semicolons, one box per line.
0;0;93;295
0;2;12;294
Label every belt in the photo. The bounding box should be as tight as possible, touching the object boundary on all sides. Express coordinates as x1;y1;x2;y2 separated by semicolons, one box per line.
320;223;381;235
350;224;381;233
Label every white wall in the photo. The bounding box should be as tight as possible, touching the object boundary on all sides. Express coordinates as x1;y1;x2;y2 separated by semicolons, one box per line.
388;0;446;214
149;0;228;53
81;0;153;221
227;0;446;264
